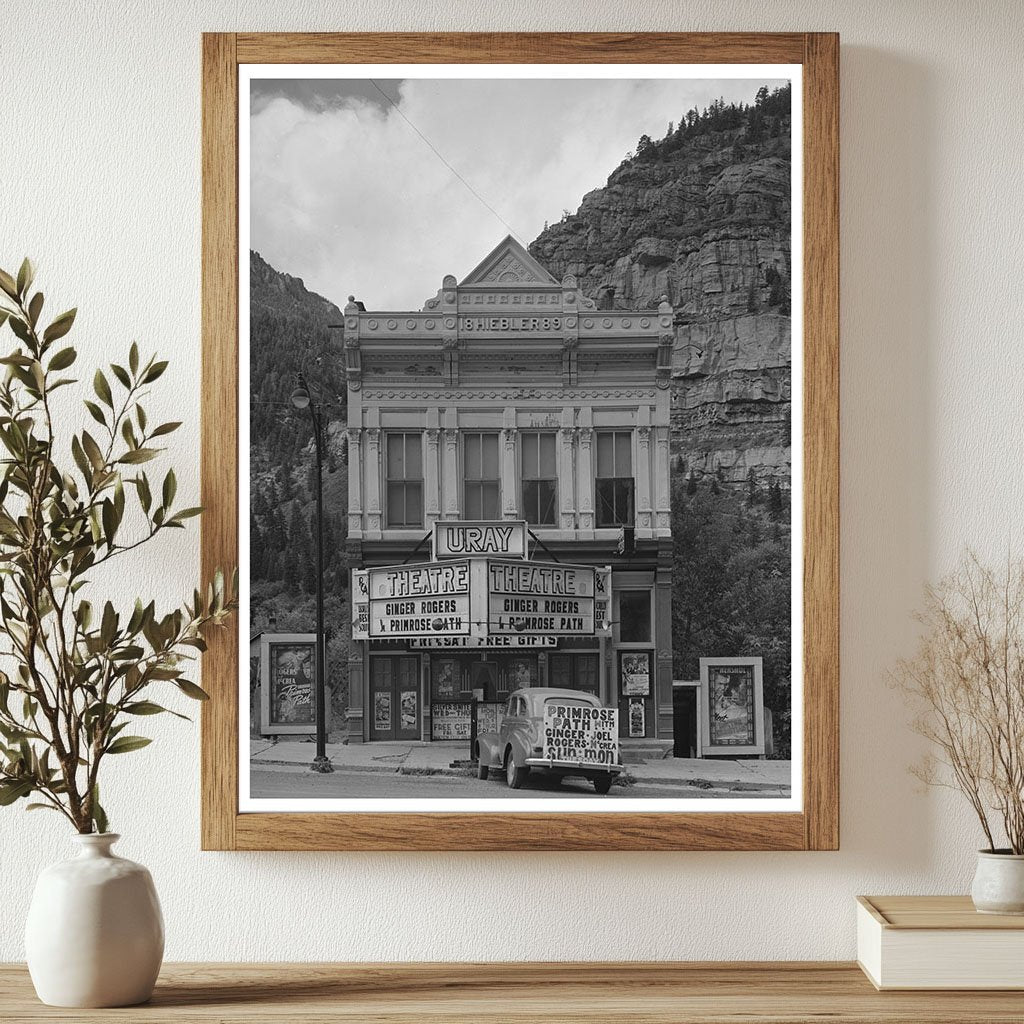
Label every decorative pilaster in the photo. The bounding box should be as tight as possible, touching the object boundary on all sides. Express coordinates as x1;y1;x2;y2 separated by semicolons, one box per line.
501;422;518;520
637;424;652;530
558;423;576;531
424;428;441;525
442;427;459;517
654;427;671;533
365;428;381;533
577;428;594;531
346;427;363;536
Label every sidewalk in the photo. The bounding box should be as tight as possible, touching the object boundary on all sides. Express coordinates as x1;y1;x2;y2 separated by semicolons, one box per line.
250;739;791;793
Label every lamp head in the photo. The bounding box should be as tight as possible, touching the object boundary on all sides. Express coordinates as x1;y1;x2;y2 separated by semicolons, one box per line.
290;385;311;410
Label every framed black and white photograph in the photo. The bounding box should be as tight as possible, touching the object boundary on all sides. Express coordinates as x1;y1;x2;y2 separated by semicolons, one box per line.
201;32;839;851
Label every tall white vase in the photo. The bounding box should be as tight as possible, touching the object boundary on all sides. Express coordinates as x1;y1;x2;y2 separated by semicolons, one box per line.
25;833;164;1007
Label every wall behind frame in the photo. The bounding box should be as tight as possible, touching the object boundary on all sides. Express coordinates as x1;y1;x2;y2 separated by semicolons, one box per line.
3;0;1023;960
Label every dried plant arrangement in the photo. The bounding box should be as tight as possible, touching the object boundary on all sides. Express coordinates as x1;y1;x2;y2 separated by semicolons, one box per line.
0;259;236;834
895;552;1024;854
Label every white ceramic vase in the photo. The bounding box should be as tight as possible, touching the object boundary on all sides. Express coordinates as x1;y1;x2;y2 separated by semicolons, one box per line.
971;850;1024;915
25;833;164;1007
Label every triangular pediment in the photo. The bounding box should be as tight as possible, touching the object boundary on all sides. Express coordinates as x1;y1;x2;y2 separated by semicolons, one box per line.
459;235;559;287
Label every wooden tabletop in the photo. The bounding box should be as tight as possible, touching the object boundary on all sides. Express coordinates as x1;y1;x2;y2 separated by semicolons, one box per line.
2;962;1024;1023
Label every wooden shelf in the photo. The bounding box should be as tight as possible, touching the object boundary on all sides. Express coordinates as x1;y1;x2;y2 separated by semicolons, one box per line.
3;962;1024;1022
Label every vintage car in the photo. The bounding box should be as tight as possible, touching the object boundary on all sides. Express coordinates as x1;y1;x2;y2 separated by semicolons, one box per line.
475;687;623;794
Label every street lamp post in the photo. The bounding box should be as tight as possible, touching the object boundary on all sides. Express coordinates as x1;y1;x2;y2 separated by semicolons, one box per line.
290;372;333;774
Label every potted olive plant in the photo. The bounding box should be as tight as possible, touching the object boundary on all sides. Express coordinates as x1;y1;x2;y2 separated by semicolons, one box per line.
896;552;1024;914
0;260;236;1006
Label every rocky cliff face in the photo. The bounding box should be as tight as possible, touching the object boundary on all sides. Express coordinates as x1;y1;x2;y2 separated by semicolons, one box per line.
250;249;343;326
530;96;792;488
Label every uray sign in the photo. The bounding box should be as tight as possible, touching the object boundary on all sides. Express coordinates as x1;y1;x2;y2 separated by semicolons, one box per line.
433;519;528;560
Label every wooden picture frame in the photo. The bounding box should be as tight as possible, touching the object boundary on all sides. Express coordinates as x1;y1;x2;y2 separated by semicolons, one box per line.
201;32;838;851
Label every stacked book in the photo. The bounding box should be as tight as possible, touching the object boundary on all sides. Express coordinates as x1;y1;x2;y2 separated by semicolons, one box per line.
857;895;1024;989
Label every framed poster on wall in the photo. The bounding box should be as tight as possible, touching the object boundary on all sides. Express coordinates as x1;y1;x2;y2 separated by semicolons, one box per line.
259;634;316;735
202;31;839;851
620;651;652;696
700;656;766;756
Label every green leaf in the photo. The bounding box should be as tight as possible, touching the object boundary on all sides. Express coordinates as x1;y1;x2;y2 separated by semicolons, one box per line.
16;258;34;298
75;599;92;630
91;785;108;834
8;316;31;345
83;400;106;427
0;268;18;300
70;435;92;484
136;473;152;513
129;342;139;375
27;291;43;328
93;369;113;409
162;468;176;508
110;363;131;389
118;448;157;465
150;421;181;438
100;603;117;646
42;308;76;344
0;779;33;805
81;431;104;471
125;700;188;722
101;498;117;546
175;679;210;701
105;735;152;755
48;346;77;371
169;507;203;523
124;701;166;715
121;418;137;449
142;360;168;383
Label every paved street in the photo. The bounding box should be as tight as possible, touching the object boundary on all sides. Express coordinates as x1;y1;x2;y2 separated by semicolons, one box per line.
248;739;791;800
250;766;770;800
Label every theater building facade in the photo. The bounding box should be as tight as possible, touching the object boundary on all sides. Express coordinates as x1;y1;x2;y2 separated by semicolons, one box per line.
343;237;674;746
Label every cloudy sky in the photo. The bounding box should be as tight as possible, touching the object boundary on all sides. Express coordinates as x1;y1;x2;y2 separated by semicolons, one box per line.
249;76;786;311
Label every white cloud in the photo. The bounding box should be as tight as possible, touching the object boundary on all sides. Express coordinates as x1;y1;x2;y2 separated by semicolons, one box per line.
250;76;783;310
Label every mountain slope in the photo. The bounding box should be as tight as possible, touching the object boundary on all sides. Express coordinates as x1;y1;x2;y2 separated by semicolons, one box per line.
530;85;792;488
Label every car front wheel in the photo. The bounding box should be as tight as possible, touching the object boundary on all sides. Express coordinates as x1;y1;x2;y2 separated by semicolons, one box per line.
505;750;529;789
592;775;614;795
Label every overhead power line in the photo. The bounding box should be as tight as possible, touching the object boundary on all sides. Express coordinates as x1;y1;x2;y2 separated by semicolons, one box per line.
369;80;529;246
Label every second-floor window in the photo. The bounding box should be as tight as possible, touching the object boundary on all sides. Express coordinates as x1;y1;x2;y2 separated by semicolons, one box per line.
521;431;557;525
463;432;500;519
596;430;634;527
385;432;422;528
